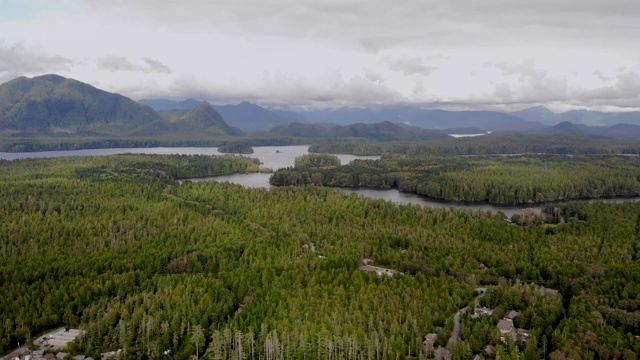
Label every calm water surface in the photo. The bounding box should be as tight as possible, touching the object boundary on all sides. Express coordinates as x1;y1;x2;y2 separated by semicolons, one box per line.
2;145;637;216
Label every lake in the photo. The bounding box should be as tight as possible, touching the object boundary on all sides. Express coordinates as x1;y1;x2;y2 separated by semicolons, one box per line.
2;145;638;217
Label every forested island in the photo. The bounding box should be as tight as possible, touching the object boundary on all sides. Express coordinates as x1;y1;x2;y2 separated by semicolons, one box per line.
1;154;639;359
217;144;255;154
270;154;640;205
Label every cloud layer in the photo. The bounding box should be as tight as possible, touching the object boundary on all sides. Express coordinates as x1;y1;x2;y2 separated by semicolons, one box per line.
1;0;639;111
97;56;172;74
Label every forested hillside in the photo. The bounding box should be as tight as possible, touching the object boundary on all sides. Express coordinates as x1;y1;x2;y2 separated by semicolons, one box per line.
0;75;159;135
0;155;639;359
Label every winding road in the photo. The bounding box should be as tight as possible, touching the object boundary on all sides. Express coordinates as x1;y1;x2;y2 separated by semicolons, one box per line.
446;290;486;349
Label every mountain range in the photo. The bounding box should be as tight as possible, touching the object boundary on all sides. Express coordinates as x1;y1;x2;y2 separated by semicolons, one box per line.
2;75;640;142
261;121;450;141
140;98;640;138
0;75;237;138
510;105;640;127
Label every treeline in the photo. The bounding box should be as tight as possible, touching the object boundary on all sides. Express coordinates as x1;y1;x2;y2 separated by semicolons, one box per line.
0;136;307;153
218;144;254;154
294;154;341;168
309;134;640;156
1;156;640;358
270;154;640;204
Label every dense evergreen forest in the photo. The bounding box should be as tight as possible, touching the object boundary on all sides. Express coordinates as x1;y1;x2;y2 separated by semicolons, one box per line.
218;144;255;154
1;154;639;359
0;137;306;153
270;154;640;205
308;134;640;156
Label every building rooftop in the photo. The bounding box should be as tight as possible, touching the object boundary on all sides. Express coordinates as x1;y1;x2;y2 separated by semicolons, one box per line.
497;319;514;332
504;310;519;320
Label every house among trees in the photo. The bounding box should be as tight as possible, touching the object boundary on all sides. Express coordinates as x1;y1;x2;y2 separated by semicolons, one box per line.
497;318;515;341
517;328;530;344
497;311;530;343
482;344;495;357
504;310;519;320
473;306;493;317
358;264;398;277
423;333;438;353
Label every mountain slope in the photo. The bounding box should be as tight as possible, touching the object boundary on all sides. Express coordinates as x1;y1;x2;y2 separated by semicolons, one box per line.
510;107;640;127
214;102;293;132
299;106;542;132
602;123;640;139
132;103;240;136
510;106;559;125
0;74;159;135
265;121;450;141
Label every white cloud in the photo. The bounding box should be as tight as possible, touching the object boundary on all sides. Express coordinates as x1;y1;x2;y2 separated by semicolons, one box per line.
0;41;73;82
96;56;172;74
387;57;437;77
1;0;640;111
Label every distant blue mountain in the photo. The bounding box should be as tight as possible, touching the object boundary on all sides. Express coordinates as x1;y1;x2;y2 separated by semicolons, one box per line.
138;98;640;136
139;99;301;132
299;106;542;132
213;102;296;132
263;121;450;141
511;106;640;126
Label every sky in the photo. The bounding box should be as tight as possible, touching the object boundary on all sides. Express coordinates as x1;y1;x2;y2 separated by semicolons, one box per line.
1;0;640;112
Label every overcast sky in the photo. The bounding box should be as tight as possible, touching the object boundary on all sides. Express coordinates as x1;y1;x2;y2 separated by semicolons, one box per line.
2;0;640;112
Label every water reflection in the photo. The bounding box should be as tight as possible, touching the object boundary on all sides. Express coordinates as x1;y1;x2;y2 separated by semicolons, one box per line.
3;145;637;216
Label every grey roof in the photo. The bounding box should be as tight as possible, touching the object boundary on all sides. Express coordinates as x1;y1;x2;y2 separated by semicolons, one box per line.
497;319;513;332
424;333;438;343
483;344;495;355
504;310;519;319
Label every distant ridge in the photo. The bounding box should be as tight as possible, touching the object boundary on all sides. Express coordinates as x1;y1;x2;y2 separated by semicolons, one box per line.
510;106;640;127
214;102;294;132
4;75;640;144
263;121;450;141
133;103;241;137
139;99;300;132
138;98;206;111
299;106;542;132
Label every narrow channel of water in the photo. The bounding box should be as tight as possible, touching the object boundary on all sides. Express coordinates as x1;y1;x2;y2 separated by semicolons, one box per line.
3;145;638;216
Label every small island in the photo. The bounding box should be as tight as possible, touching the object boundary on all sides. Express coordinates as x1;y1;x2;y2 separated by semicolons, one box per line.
218;143;254;154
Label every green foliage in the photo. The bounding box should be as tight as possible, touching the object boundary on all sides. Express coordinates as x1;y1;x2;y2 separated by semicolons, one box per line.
271;154;640;204
309;134;640;156
0;75;159;136
0;155;639;358
0;136;306;152
218;144;254;154
294;154;341;168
